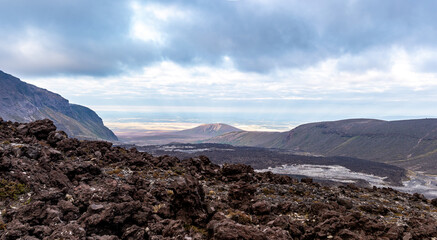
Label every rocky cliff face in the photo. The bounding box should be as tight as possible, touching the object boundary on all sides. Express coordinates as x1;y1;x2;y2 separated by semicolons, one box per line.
0;70;117;141
0;119;436;239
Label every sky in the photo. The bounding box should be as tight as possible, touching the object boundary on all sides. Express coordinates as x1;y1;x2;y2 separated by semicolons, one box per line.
2;0;437;132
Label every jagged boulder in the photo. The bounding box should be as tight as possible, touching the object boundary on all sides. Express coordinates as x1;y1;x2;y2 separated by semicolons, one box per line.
222;163;255;182
207;218;267;240
27;119;57;140
170;175;207;225
432;198;437;207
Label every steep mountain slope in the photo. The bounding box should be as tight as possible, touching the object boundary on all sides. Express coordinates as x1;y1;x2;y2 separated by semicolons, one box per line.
206;119;437;174
0;70;117;141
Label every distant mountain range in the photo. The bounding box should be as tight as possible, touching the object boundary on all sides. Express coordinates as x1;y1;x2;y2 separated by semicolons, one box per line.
119;123;241;145
0;70;117;141
120;118;437;174
205;119;437;174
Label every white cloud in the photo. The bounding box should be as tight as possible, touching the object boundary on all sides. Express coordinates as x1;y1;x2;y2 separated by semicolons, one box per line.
129;1;191;44
0;28;75;74
20;46;437;132
24;46;437;105
130;21;164;44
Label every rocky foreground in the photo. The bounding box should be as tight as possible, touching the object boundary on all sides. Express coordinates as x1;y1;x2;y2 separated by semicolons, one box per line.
0;119;436;239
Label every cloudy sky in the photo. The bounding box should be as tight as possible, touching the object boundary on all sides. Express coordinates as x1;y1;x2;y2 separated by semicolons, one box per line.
2;0;437;132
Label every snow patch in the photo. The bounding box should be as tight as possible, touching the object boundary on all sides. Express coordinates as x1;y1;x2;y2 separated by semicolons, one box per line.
257;164;437;199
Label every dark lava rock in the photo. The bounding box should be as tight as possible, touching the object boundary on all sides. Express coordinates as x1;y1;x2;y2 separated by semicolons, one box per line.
257;171;295;185
169;175;207;225
301;177;313;184
412;192;427;202
208;218;267;240
222;163;255;182
337;198;353;209
27;119;57;140
228;182;256;210
0;119;436;239
432;198;437;207
47;131;68;146
252;200;271;215
359;204;390;215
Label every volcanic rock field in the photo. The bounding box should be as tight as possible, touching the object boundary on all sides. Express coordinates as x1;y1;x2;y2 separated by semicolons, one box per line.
0;118;436;239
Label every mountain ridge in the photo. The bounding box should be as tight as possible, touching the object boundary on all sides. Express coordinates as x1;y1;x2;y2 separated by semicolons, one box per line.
205;118;437;174
0;70;117;141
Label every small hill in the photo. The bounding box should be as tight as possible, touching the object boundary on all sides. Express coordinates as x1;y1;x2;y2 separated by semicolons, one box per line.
206;119;437;174
0;70;117;141
175;123;242;138
119;123;242;145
